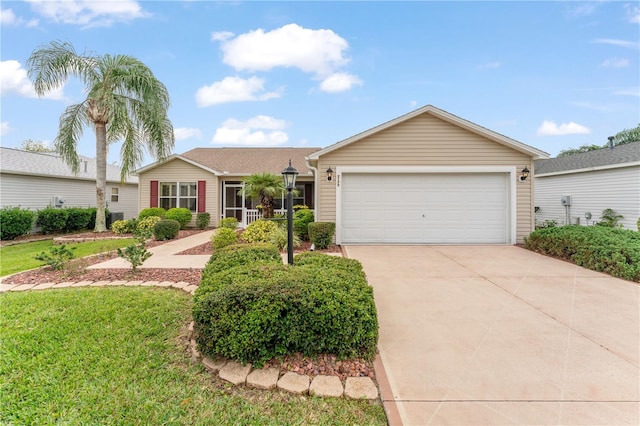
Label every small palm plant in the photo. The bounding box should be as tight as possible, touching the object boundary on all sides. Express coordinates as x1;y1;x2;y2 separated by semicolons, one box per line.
238;173;287;218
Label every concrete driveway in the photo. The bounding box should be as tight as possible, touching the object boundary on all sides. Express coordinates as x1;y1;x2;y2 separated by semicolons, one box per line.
344;245;640;425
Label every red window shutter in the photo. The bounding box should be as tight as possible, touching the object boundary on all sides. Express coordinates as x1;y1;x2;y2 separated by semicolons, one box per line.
150;180;159;208
197;180;206;213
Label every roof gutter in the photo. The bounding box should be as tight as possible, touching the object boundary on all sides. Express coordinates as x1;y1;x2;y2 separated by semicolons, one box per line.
535;161;640;177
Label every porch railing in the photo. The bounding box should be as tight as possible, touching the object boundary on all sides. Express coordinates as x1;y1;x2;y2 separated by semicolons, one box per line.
244;209;286;226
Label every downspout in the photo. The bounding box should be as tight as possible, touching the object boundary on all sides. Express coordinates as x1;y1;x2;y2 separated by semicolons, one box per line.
305;157;319;221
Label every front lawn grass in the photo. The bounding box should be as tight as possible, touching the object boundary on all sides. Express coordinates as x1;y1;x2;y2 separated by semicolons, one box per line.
0;287;386;425
0;239;136;276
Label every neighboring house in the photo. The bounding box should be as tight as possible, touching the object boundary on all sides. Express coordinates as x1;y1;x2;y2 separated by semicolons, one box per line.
534;141;640;230
138;105;549;244
0;147;139;219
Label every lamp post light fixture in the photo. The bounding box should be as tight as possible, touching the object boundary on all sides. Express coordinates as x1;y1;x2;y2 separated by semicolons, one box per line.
326;167;334;182
282;159;298;265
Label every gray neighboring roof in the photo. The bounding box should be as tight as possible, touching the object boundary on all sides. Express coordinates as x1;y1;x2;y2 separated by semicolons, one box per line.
0;147;138;183
307;104;550;160
137;147;321;176
534;141;640;175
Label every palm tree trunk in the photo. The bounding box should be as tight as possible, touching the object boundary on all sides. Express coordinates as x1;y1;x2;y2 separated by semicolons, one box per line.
94;123;108;232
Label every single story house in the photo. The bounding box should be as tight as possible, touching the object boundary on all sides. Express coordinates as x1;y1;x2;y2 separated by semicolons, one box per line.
0;147;139;219
534;141;640;230
137;105;549;244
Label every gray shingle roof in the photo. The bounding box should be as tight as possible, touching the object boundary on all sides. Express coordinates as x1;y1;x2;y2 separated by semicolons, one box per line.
534;141;640;175
174;147;321;176
0;147;138;183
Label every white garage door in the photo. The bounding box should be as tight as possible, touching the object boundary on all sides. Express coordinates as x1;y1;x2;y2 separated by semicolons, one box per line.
341;173;509;244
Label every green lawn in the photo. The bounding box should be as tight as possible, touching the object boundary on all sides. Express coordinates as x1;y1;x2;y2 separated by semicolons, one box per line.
0;288;387;425
0;238;136;276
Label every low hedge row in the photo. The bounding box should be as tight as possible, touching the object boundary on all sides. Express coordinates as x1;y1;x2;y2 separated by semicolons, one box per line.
524;225;640;282
193;245;378;366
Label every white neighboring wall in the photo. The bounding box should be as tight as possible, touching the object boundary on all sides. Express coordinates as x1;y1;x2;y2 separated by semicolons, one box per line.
0;173;139;220
534;166;640;230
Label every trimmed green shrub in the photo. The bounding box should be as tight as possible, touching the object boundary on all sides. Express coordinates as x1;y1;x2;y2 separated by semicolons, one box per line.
138;207;166;220
153;219;181;240
196;212;211;229
193;253;378;366
201;243;282;278
218;217;239;230
136;216;161;233
525;225;640;281
637;217;640;231
0;207;35;240
165;208;192;229
64;207;92;232
269;226;301;250
242;219;278;243
36;206;69;234
212;228;238;250
293;209;314;241
308;222;336;249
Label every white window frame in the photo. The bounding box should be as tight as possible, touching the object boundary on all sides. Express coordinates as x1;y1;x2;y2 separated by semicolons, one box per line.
110;187;119;203
159;181;197;212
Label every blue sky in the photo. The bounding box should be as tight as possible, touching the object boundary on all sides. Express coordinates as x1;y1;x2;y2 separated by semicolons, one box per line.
1;1;639;167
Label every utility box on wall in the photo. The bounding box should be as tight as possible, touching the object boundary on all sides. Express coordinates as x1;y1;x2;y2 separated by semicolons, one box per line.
560;195;572;206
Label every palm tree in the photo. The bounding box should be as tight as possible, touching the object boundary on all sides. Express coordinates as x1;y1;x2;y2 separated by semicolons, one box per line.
238;173;287;218
27;41;174;232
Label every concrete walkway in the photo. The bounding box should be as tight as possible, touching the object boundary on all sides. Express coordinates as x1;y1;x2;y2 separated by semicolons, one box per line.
345;245;640;426
88;230;215;269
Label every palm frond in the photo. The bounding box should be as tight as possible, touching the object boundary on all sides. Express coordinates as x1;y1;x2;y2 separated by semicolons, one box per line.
53;102;89;175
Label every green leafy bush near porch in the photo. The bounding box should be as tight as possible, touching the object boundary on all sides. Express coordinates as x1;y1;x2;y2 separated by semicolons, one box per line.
293;209;314;241
193;248;378;366
524;225;640;282
242;219;278;243
36;207;68;234
196;212;210;229
308;222;336;249
153;219;180;240
0;207;35;240
138;207;166;220
64;207;92;232
201;243;281;278
164;208;192;229
211;228;238;250
218;217;239;229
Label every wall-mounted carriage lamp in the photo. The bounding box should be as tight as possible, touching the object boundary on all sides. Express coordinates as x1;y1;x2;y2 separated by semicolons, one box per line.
520;167;530;181
326;167;334;182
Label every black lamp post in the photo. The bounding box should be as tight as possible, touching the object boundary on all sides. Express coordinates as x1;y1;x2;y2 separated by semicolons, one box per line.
282;159;298;265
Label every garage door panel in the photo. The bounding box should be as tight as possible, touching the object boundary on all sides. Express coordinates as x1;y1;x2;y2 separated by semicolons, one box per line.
341;173;509;244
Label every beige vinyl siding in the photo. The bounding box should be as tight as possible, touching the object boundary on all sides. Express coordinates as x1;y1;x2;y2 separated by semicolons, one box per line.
138;158;219;227
0;173;138;219
317;113;534;243
534;166;640;230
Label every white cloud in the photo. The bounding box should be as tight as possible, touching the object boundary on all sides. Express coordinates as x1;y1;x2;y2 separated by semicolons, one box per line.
220;23;352;77
537;120;591;136
0;8;38;27
174;127;202;141
409;100;418;107
195;76;281;107
211;31;234;41
211;115;289;146
0;60;64;99
477;61;502;69
26;0;147;28
1;122;10;136
319;72;362;93
593;38;638;49
614;87;640;96
626;4;640;24
600;57;629;67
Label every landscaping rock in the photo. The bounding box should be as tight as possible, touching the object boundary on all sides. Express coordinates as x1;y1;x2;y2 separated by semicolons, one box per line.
277;372;310;394
219;361;252;385
202;356;226;374
310;375;344;398
344;377;378;400
247;367;280;390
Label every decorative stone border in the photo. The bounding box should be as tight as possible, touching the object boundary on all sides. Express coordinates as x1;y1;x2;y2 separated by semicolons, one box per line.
0;280;380;400
53;236;131;244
